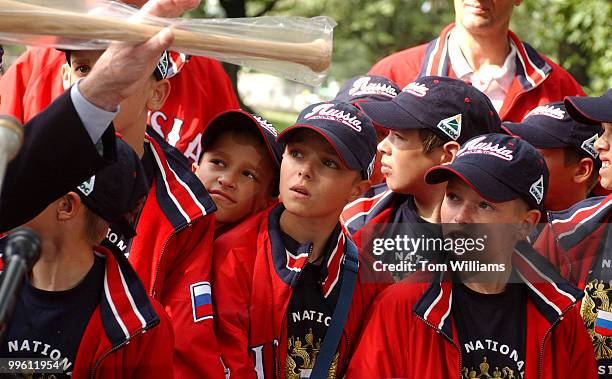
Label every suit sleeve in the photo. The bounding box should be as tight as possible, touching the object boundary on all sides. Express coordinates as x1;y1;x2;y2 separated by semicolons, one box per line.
0;89;117;232
212;239;258;379
159;217;228;379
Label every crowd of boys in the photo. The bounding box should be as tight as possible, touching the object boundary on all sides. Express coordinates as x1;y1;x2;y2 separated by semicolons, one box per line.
0;0;610;378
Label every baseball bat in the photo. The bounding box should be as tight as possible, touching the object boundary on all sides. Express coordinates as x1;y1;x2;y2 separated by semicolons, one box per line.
0;0;331;72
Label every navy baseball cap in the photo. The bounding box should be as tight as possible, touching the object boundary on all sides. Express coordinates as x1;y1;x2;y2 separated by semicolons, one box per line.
564;89;612;125
359;76;501;144
504;102;602;161
75;138;148;238
335;75;401;104
278;101;377;180
425;133;549;211
63;49;170;81
202;109;283;168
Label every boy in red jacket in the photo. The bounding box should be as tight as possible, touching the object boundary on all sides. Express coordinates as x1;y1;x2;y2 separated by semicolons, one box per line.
213;101;379;378
193;110;283;237
533;89;612;377
0;138;174;378
347;133;597;379
63;48;223;378
341;76;501;281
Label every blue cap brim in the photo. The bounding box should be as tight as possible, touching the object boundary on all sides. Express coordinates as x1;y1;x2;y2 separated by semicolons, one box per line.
277;124;363;176
204;110;282;167
565;94;612;125
358;100;430;131
425;162;522;204
503;122;568;149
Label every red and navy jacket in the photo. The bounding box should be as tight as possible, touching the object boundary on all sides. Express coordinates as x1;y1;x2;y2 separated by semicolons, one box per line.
212;204;383;379
125;127;223;378
533;195;612;288
341;183;396;236
346;241;597;379
0;245;175;379
368;23;585;122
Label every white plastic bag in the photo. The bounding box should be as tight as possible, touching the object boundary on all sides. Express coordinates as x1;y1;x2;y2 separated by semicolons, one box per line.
0;0;335;85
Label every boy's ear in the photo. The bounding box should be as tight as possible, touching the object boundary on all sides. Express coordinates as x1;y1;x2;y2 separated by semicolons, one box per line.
348;179;371;203
57;192;83;221
61;63;72;90
573;157;594;185
516;208;541;240
441;141;460;164
191;162;199;174
147;79;171;111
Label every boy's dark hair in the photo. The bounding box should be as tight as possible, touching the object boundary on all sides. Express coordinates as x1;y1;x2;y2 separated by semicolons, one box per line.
563;148;599;191
418;129;447;154
83;207;109;246
200;124;279;197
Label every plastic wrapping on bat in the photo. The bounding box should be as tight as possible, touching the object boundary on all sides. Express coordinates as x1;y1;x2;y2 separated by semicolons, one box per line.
0;0;335;85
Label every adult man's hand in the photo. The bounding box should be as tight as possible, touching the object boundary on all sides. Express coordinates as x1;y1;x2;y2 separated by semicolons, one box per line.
140;0;201;18
78;0;201;111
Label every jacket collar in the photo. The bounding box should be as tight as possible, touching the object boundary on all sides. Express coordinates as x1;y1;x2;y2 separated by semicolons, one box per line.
144;127;216;230
341;183;397;235
268;204;347;298
547;194;612;251
96;246;160;348
413;240;583;338
418;23;551;92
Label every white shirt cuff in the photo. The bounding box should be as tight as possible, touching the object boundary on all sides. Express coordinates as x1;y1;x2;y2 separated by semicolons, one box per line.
70;81;119;144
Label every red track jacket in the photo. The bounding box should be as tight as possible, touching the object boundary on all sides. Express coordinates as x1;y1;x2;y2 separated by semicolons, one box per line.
533;195;612;287
1;246;175;379
346;241;597;379
213;204;383;379
122;127;223;378
369;24;585;122
0;48;238;163
341;183;397;246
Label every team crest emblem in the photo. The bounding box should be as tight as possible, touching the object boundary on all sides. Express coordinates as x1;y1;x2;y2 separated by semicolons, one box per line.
190;282;213;322
436;114;462;141
77;176;96;196
529;175;544;205
581;133;599;158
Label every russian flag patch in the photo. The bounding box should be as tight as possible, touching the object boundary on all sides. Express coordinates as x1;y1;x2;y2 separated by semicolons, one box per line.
190;282;213;322
595;309;612;336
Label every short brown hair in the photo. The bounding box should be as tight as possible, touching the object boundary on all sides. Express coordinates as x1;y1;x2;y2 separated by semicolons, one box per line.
418;129;446;153
83;208;109;246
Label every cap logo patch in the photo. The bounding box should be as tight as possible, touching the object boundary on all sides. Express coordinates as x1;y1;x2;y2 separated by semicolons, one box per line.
77;176;96;196
529;175;544;205
303;103;362;132
348;77;398;98
436;114;462;140
526;105;565;120
252;115;277;137
581;133;599;158
402;82;429;97
458;136;514;161
157;52;169;79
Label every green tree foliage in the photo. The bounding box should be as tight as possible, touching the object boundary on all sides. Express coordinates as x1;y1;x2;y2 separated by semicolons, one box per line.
512;0;611;94
188;0;610;94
